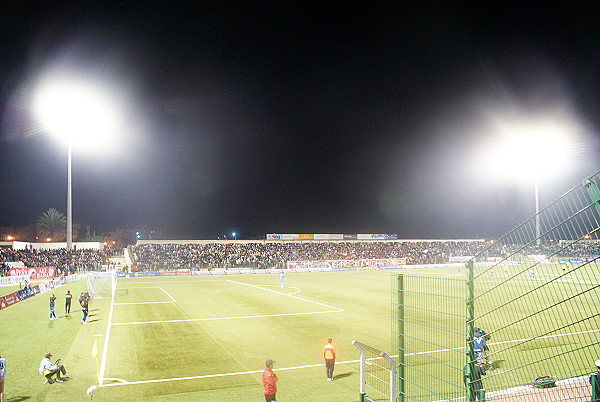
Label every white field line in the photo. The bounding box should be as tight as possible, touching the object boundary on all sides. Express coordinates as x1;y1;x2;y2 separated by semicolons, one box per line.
116;280;229;284
226;280;345;312
395;328;600;358
114;301;175;305
98;328;600;388
99;359;359;388
111;310;343;326
261;285;302;295
98;277;117;386
484;328;600;348
112;286;176;304
159;286;177;302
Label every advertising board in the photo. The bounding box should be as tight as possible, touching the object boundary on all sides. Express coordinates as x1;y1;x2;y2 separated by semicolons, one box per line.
9;267;55;280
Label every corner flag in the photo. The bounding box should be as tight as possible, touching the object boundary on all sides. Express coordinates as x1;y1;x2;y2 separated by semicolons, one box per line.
91;340;98;358
92;339;99;384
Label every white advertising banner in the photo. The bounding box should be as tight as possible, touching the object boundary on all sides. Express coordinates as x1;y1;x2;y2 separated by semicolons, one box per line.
287;258;407;269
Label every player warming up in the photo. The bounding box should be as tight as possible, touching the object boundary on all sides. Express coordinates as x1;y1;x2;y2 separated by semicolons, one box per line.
279;272;286;288
80;292;89;324
65;290;72;315
49;294;58;320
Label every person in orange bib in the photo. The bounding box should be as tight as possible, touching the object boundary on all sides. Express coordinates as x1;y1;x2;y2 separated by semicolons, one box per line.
323;338;336;381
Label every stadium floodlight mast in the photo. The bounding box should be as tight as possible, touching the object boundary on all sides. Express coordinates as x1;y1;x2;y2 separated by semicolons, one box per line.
482;117;573;245
33;74;123;249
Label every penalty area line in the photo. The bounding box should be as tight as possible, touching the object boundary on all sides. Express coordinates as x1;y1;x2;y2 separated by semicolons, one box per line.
114;301;175;305
261;284;302;295
159;286;177;302
99;359;361;388
98;329;600;388
227;280;345;311
111;310;343;326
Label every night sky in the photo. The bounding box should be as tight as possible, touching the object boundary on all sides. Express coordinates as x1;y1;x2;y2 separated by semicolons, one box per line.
0;2;598;240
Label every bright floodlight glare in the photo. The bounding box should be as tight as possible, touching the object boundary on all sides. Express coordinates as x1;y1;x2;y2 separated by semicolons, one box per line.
478;116;577;182
503;122;570;173
33;77;123;150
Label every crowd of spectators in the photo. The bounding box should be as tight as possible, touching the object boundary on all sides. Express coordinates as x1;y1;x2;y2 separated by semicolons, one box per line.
0;260;7;276
128;240;600;272
0;247;111;277
128;241;491;271
1;239;598;276
478;240;600;260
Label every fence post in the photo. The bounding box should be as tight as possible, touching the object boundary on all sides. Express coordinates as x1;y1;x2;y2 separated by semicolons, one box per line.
353;340;367;399
465;260;475;402
583;175;600;219
397;274;405;402
592;373;600;402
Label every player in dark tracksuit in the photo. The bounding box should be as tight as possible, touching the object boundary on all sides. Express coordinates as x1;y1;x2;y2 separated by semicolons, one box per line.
464;362;486;401
65;290;72;315
80;292;88;324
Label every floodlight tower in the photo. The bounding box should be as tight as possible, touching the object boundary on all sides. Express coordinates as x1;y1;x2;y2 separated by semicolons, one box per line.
33;75;122;249
482;116;574;246
67;141;73;248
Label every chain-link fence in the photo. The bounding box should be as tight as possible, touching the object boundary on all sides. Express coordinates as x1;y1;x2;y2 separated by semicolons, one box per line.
395;171;600;401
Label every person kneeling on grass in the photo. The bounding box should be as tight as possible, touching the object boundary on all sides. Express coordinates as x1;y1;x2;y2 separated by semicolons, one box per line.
38;353;69;384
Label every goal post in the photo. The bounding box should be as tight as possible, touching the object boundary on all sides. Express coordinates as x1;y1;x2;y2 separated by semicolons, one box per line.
86;270;116;300
353;340;397;402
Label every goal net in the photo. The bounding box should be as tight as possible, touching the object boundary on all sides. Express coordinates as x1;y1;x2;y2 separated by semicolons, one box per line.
353;340;397;402
86;270;116;300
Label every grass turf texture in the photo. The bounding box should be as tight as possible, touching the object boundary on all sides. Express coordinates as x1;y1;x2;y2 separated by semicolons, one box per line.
0;265;596;401
399;262;599;400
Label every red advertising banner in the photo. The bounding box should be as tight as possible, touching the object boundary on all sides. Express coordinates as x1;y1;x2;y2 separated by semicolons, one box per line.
9;267;56;280
360;258;407;267
0;293;18;310
287;261;310;269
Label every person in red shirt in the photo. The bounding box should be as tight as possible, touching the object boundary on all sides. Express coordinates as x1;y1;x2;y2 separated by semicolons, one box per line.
262;359;278;401
324;338;336;381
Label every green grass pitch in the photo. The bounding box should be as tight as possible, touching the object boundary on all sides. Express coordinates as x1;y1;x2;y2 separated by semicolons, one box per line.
0;269;406;401
0;264;596;401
